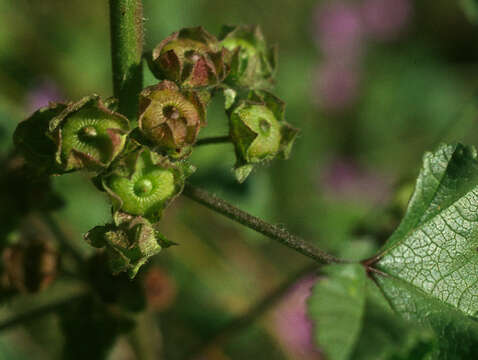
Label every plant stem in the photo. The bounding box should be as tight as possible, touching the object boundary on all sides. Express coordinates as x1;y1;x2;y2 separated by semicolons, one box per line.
109;0;144;119
0;293;88;332
195;135;231;147
182;184;343;264
184;264;318;359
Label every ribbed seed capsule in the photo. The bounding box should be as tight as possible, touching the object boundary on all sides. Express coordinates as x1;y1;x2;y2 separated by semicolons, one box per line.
229;91;299;182
219;25;277;89
84;216;163;278
138;81;207;157
147;27;229;88
48;95;129;172
101;148;191;221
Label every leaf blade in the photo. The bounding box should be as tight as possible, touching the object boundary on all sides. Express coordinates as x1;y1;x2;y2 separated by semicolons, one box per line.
308;264;366;360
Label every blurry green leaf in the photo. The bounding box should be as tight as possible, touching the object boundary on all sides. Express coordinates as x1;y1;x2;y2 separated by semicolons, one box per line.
461;0;478;24
308;264;366;360
374;143;478;356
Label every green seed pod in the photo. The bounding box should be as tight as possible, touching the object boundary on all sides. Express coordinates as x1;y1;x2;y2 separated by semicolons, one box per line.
229;91;299;182
48;95;129;172
219;25;277;90
100;148;193;221
85;216;163;278
138;81;208;158
147;27;229;88
13;103;68;173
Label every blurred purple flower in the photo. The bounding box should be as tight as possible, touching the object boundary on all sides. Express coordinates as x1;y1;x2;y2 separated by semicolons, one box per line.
273;274;320;360
26;80;62;112
314;61;360;111
361;0;412;41
320;158;391;205
313;2;363;61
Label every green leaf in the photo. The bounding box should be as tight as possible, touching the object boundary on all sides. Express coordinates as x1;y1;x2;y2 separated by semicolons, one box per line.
376;275;478;359
372;143;478;356
308;264;366;360
377;143;478;316
352;279;435;360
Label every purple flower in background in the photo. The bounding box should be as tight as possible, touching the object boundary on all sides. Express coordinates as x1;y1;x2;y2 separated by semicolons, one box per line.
26;80;62;112
361;0;412;41
313;2;363;61
273;275;320;360
314;61;360;111
320;158;391;206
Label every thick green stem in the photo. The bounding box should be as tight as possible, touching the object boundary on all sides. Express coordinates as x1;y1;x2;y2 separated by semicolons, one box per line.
109;0;144;119
183;184;343;265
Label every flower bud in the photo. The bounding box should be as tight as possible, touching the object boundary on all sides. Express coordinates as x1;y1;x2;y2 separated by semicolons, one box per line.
1;240;58;293
138;81;208;158
229;91;299;182
85;216;162;278
147;27;229;88
219;25;277;89
100;148;193;221
48;95;129;172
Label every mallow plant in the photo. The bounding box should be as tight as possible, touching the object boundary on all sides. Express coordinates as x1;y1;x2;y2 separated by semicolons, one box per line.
3;0;478;359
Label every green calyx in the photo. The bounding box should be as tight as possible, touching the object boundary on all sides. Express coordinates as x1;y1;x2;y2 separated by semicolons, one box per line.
100;148;193;221
138;81;208;157
84;215;164;278
148;26;229;88
229;91;299;182
219;25;277;90
48;95;129;173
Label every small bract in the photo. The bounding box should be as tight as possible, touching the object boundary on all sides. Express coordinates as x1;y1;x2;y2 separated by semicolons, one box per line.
13;103;67;173
219;25;277;89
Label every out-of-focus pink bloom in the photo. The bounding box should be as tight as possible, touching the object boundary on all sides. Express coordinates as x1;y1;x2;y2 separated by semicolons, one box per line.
314;62;360;111
273;275;321;360
26;80;62;112
361;0;412;41
313;2;363;61
320;158;391;206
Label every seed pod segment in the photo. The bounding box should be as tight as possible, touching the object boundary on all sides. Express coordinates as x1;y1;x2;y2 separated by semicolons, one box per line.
85;216;163;278
229;91;299;182
147;27;229;88
47;94;130;172
138;81;208;158
101;148;193;221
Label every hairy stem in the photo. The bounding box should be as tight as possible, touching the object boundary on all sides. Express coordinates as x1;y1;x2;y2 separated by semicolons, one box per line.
183;184;343;264
184;264;319;359
109;0;143;119
195;135;231;147
0;293;88;332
